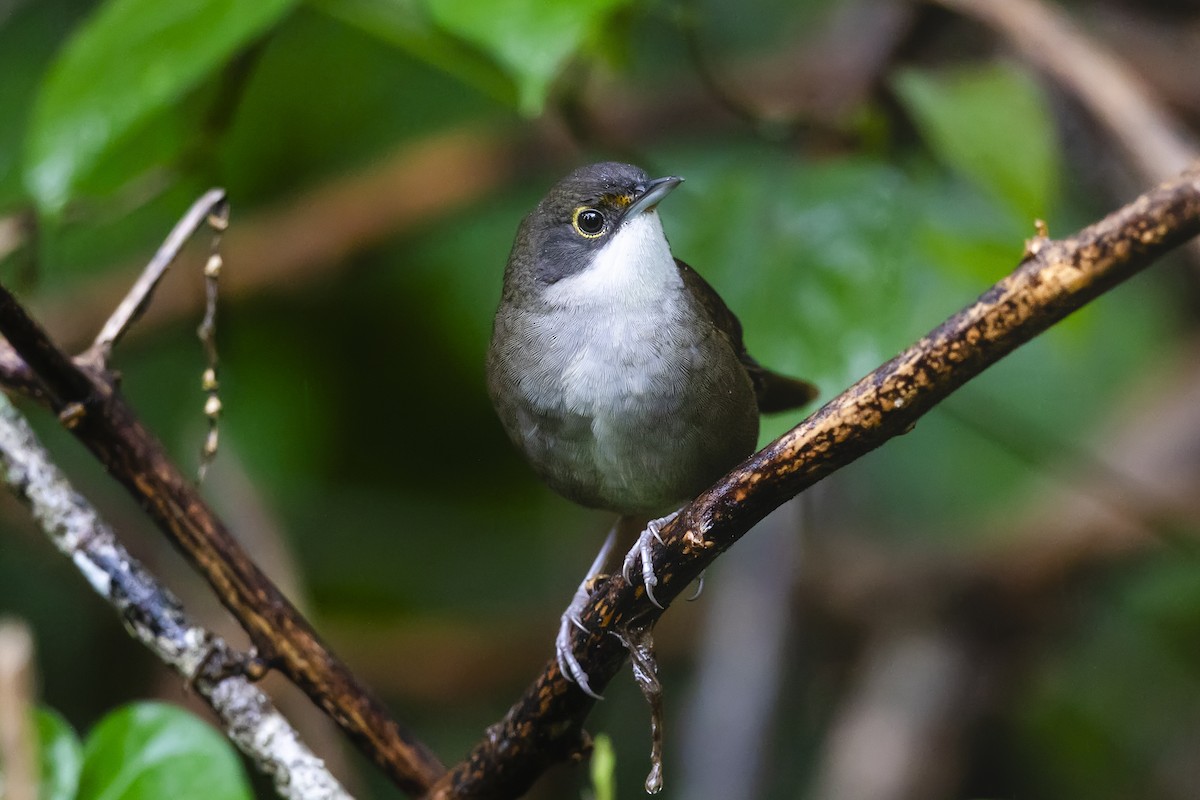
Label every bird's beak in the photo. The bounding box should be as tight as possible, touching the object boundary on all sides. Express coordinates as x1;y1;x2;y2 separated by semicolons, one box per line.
624;175;683;219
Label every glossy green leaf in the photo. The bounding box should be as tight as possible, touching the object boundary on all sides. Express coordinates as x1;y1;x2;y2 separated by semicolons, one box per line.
76;702;251;800
36;708;83;800
659;151;940;403
424;0;630;115
0;0;96;209
23;0;299;216
892;62;1059;222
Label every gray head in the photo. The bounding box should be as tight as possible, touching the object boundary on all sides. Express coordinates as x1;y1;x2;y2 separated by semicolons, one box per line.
506;162;684;289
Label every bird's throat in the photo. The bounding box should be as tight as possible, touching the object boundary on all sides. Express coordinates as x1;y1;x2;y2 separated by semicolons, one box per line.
543;212;681;310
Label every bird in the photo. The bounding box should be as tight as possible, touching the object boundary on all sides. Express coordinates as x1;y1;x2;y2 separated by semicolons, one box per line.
486;162;816;697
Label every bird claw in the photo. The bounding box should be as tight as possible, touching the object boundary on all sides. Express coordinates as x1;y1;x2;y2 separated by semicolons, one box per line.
557;610;601;699
555;529;616;699
621;511;680;609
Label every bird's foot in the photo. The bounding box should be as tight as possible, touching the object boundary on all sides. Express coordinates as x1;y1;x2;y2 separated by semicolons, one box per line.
621;510;680;609
556;529;616;699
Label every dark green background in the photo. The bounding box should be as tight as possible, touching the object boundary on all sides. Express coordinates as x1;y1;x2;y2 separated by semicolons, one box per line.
1;0;1197;798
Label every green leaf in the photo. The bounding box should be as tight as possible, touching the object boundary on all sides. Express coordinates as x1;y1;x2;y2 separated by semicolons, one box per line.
424;0;630;115
23;0;300;216
36;708;83;800
588;733;616;800
311;0;517;108
659;151;938;405
892;62;1059;222
76;702;252;800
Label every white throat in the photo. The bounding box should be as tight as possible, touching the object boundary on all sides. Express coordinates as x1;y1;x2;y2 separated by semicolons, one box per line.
544;212;681;308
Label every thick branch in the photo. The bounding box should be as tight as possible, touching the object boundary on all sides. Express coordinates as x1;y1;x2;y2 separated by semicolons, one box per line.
428;164;1200;798
0;292;445;793
0;393;350;800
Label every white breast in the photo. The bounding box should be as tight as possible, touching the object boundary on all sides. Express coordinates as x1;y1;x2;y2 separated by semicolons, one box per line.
535;212;694;415
543;212;682;309
489;209;757;513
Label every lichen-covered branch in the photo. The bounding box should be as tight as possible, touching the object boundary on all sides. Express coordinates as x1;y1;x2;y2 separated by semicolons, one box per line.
426;164;1200;799
0;393;350;800
0;209;444;794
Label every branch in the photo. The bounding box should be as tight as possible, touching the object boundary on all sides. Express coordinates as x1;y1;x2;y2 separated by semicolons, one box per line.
932;0;1199;183
84;189;229;365
0;393;350;800
427;164;1200;798
0;217;444;793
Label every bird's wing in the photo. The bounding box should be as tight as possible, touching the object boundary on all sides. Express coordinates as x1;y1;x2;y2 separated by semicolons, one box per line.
676;258;818;414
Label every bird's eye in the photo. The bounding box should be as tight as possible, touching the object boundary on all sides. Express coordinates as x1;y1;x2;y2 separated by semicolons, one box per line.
572;207;605;238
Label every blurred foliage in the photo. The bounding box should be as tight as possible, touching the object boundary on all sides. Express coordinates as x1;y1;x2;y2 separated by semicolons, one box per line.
22;0;300;216
0;0;1197;799
38;708;84;800
588;733;616;800
893;63;1059;222
35;702;252;800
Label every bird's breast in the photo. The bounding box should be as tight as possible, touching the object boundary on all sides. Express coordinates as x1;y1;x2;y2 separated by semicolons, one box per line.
489;297;757;514
487;210;758;513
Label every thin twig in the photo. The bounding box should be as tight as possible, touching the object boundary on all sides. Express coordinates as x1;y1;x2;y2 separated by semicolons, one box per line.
675;0;788;134
425;164;1200;799
0;393;352;800
931;0;1200;270
196;204;228;482
932;0;1199;182
85;189;229;366
0;291;445;790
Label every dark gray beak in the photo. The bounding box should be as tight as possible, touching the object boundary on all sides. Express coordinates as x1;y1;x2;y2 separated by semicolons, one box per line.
624;175;683;219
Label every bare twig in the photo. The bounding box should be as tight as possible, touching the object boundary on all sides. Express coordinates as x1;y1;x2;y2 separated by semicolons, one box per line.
36;131;517;351
0;619;37;800
0;394;351;800
426;164;1200;799
0;210;446;792
85;189;229;366
196;205;228;482
932;0;1200;196
0;293;445;794
676;0;914;139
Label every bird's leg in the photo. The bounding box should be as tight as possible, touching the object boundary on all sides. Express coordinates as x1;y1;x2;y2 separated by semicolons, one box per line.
556;527;616;699
621;509;681;609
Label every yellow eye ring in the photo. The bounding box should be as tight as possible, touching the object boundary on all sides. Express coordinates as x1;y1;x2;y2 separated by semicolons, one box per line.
572;207;605;238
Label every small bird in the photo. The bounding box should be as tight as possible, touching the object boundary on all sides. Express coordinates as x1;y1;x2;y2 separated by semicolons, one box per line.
487;162;816;696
